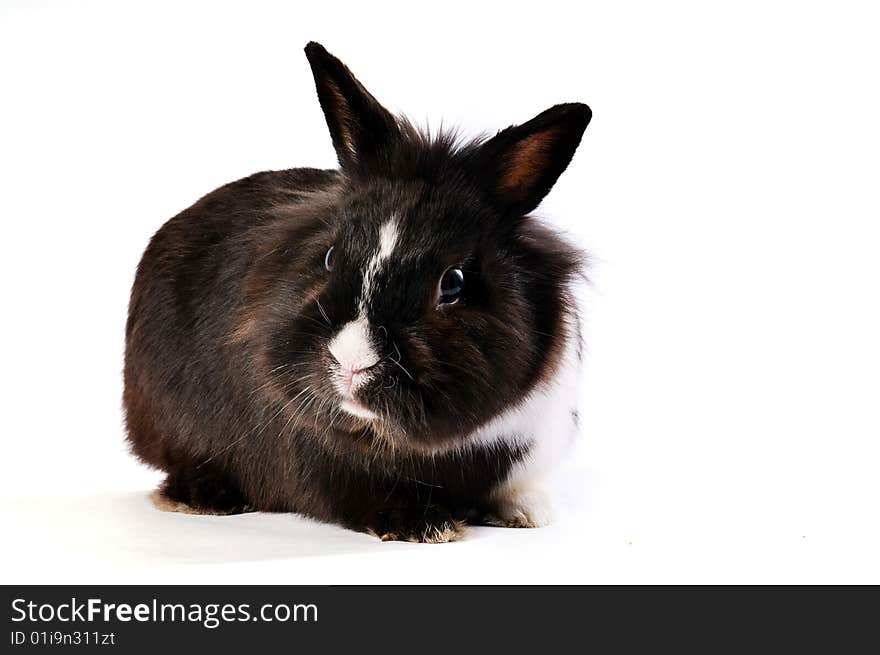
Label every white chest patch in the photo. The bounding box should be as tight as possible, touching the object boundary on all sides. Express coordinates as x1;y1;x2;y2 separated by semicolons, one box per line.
467;323;580;462
464;316;582;525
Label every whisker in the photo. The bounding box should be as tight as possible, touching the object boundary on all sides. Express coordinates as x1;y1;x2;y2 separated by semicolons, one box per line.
387;340;414;381
315;298;333;327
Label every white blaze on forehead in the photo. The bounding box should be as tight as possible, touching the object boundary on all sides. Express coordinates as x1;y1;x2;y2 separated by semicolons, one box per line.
377;218;400;260
328;316;380;372
358;216;400;313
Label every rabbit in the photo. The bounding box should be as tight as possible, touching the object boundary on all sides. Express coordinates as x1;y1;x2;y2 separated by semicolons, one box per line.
123;41;591;543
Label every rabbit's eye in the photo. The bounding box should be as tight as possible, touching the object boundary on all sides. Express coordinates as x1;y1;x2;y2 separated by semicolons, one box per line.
438;267;464;305
324;246;335;271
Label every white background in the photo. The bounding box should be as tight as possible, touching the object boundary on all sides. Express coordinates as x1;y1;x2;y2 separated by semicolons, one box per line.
1;1;878;584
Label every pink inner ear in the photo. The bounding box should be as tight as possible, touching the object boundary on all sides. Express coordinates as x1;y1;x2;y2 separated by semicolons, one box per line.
499;128;559;199
325;79;357;161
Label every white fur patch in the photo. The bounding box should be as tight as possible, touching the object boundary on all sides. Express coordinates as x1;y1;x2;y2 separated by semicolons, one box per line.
328;316;380;374
328;215;399;419
467;314;582;524
377;219;400;260
329;217;398;416
358;216;399;313
484;487;554;528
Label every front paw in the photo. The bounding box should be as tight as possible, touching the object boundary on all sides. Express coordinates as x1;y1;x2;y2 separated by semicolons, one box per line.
365;505;467;543
481;487;553;528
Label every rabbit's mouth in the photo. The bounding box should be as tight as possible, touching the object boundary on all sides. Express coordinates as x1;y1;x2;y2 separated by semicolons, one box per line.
338;397;378;420
326;315;385;420
329;356;381;420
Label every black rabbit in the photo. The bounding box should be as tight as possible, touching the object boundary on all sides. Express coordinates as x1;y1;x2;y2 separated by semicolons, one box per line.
124;42;591;542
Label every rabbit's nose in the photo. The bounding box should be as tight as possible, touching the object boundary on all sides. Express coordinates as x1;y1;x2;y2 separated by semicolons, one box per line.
337;364;372;392
328;317;381;376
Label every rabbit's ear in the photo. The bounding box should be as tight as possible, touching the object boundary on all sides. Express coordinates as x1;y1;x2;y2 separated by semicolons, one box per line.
469;103;591;216
304;42;399;172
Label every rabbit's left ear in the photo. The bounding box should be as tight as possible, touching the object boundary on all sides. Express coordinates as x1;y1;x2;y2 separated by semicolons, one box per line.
304;42;399;173
469;103;592;216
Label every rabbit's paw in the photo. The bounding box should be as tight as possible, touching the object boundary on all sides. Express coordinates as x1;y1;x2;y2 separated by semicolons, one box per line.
481;487;553;528
366;505;467;543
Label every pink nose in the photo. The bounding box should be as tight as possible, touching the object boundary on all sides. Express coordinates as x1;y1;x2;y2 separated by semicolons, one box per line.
339;366;370;391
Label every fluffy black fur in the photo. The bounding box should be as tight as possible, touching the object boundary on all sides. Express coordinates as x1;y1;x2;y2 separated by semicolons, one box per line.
124;42;591;542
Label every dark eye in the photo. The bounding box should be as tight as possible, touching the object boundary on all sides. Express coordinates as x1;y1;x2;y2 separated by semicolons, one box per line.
439;267;464;305
324;246;335;271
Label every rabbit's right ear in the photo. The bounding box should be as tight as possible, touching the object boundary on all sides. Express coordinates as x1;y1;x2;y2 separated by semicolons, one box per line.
304;42;400;173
